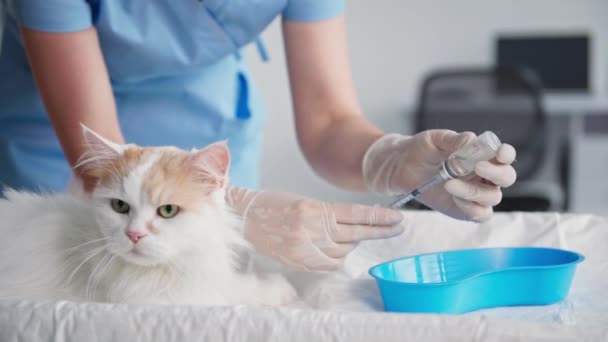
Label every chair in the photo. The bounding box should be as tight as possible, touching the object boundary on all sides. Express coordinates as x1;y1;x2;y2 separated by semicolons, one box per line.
411;66;565;212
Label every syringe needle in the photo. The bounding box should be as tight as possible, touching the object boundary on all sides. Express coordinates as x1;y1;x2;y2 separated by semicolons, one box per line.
389;173;448;209
389;191;420;209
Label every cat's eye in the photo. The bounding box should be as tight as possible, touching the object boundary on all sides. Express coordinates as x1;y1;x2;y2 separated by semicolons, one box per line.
110;199;130;214
157;204;180;218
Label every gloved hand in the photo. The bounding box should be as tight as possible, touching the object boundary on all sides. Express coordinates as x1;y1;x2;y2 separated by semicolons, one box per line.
226;187;404;271
362;130;517;221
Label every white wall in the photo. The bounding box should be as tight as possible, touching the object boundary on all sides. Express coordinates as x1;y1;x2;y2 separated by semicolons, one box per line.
245;0;608;204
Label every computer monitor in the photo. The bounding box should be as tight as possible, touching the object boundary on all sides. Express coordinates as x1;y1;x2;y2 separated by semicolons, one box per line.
496;34;590;92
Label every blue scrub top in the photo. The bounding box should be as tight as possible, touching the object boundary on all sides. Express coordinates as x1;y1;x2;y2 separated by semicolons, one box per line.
0;0;345;191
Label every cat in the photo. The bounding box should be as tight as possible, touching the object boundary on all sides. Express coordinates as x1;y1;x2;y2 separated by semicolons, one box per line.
0;125;296;306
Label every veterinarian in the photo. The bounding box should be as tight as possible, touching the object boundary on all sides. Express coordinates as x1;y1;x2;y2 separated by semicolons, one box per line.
0;1;516;270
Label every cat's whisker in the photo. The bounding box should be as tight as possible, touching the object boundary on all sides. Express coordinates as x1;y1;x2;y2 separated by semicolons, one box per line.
91;255;115;300
95;254;115;298
113;264;147;303
58;244;104;274
86;252;110;300
167;260;190;290
65;246;106;285
65;245;108;286
111;269;130;300
168;260;187;278
64;237;111;254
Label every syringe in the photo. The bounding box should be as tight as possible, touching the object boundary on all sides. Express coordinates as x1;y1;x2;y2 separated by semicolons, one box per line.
389;131;502;209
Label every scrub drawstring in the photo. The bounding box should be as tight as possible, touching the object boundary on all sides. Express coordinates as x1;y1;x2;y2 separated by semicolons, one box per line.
255;37;269;62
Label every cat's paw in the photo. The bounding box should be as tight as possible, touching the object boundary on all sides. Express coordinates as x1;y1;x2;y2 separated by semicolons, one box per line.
261;274;298;306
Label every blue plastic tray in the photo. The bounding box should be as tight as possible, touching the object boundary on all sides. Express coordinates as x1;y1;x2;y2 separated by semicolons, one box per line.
368;247;584;314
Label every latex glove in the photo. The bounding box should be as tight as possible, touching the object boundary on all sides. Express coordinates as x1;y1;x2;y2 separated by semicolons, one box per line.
226;187;404;271
362;130;517;221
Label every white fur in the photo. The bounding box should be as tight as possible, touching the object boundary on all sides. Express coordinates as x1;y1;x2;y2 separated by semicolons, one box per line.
0;154;295;306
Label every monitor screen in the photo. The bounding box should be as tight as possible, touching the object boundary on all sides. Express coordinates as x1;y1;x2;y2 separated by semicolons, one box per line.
496;35;590;92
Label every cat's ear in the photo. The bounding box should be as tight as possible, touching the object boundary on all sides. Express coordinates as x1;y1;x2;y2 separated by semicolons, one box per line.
76;124;125;172
189;141;231;190
81;124;125;155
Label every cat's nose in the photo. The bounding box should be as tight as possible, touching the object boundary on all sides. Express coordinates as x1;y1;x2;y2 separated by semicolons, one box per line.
127;231;147;244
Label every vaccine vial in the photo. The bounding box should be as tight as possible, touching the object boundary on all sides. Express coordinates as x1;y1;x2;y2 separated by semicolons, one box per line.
443;131;501;178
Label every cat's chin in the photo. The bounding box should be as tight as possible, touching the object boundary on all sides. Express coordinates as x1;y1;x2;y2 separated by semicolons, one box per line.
118;249;166;267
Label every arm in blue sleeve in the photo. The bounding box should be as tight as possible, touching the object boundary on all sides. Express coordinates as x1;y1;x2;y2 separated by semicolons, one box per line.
11;0;92;32
283;0;346;22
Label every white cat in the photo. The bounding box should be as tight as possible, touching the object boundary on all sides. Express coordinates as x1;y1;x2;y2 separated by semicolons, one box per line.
0;126;296;306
